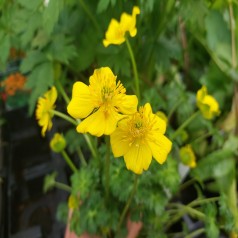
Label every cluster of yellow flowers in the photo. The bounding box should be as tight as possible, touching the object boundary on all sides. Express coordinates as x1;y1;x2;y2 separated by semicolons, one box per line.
35;6;221;174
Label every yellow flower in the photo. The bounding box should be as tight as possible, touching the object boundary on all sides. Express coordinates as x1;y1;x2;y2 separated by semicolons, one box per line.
179;144;196;168
67;67;138;137
196;86;220;120
110;103;172;174
103;6;140;47
50;133;66;153
36;86;57;136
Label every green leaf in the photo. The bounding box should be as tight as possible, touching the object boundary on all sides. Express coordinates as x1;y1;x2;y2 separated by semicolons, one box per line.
204;203;219;238
205;10;231;52
192;149;234;181
31;29;50;49
71;167;97;200
97;0;110;13
43;172;57;193
65;129;84;154
17;0;42;10
13;8;42;47
20;50;47;73
72;27;99;72
0;32;10;67
26;61;54;115
43;0;64;34
56;202;68;224
47;34;77;64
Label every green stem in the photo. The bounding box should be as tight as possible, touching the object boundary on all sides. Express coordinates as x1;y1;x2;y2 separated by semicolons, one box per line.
184;228;205;238
228;3;238;237
190;131;211;145
166;204;205;230
78;0;101;33
171;111;200;140
125;37;140;102
105;136;111;202
61;150;78;173
50;109;78;126
188;197;220;207
55;78;70;104
168;97;184;122
228;1;237;69
54;181;72;192
51;110;97;160
76;147;87;167
116;175;139;235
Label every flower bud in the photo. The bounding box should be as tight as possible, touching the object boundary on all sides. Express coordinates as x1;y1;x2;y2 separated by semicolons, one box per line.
50;133;66;153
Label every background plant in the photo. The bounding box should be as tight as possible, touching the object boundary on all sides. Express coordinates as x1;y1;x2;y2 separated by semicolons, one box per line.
0;0;238;237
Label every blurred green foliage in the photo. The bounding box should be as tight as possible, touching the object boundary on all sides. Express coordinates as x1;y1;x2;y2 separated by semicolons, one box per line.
1;0;238;237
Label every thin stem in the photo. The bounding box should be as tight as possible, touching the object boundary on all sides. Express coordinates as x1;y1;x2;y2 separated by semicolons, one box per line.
78;0;101;33
228;1;237;69
125;37;140;102
116;175;139;235
184;228;205;238
228;3;238;237
54;181;72;192
171;111;200;140
190;131;211;145
180;178;197;191
50;109;78;126
105;136;111;202
166;204;205;230
55;78;70;104
168;97;184;122
51;110;97;160
76;147;87;167
188;197;220;207
61;150;78;173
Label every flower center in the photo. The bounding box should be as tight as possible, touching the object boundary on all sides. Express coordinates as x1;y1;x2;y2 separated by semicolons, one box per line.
127;107;152;143
101;86;114;102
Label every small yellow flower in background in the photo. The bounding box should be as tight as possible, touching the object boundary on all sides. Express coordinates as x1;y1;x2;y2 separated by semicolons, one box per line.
36;86;57;136
103;6;140;47
196;85;220;120
68;194;79;209
156;111;168;125
50;133;66;153
67;67;138;137
179;144;196;168
110;103;172;174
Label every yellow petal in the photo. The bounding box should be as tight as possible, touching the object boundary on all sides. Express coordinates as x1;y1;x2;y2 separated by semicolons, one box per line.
110;119;130;157
124;142;152;174
67;82;95;119
103;19;125;47
77;107;123;136
47;86;57;105
113;94;138;115
144;103;166;134
148;134;172;164
132;6;140;15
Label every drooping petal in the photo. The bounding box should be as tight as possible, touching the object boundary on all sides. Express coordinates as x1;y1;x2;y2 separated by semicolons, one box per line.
76;107;123;136
67;82;95;119
124;142;152;174
147;134;172;164
113;94;138;115
110;119;131;157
